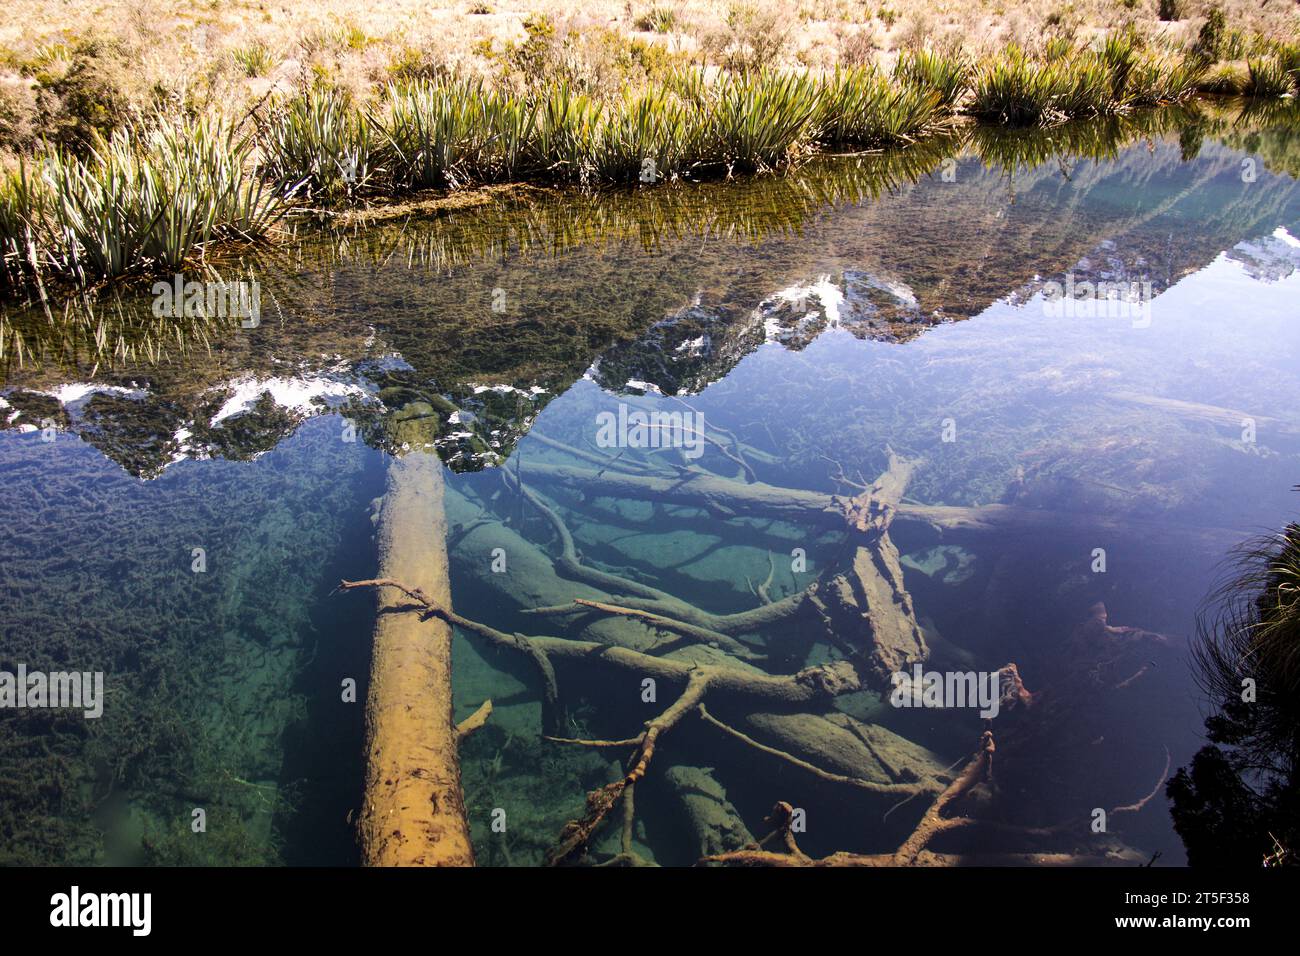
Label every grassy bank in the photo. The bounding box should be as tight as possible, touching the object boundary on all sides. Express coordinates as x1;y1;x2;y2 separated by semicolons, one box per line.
1;26;1295;295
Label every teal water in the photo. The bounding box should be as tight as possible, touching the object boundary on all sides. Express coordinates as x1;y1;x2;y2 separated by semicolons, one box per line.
1;104;1298;866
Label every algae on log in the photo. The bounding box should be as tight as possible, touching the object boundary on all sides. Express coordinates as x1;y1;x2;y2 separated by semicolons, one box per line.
358;450;475;867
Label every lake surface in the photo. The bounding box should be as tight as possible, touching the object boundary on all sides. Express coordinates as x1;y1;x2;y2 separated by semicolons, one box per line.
2;102;1298;866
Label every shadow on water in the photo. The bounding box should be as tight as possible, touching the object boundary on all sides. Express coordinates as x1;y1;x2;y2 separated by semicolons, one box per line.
0;99;1298;865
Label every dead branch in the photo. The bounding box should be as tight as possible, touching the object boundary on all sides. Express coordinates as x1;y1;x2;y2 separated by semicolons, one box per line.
455;700;493;742
518;460;1246;550
541;598;757;658
696;704;931;799
545;668;714;865
702;731;997;868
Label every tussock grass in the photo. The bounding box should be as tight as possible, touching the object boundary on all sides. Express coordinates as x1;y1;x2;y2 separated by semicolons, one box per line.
2;116;283;289
894;49;968;111
815;66;944;147
261;88;375;202
969;42;1203;126
1245;56;1294;98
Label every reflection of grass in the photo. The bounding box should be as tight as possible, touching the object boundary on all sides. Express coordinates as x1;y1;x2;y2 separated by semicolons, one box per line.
6;97;1295;377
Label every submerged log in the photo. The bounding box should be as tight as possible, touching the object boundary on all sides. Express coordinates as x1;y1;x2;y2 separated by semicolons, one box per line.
520;460;1246;551
357;451;474;867
814;451;929;681
1107;391;1300;440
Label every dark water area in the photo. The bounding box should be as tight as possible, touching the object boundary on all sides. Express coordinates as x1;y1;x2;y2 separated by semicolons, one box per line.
1;101;1298;866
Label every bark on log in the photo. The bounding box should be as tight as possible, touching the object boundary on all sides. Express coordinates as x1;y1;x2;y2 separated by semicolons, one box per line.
358;451;475;867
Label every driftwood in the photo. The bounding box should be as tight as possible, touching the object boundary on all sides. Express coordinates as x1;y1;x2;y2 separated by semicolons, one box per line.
506;469;810;639
698;726;1145;867
812;451;928;680
336;577;892;864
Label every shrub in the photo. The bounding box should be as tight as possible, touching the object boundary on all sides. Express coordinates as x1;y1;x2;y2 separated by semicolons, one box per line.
231;41;277;78
700;2;793;72
26;38;134;153
1193;7;1227;62
634;6;679;33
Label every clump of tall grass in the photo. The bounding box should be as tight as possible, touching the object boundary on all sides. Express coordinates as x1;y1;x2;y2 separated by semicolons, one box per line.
260;88;375;202
634;5;678;34
591;86;696;182
814;66;944;147
1245;56;1293;98
704;71;820;172
2;116;283;289
231;41;277;78
894;49;968;111
1125;52;1207;105
530;83;601;181
968;41;1202;126
968;44;1086;126
375;79;535;187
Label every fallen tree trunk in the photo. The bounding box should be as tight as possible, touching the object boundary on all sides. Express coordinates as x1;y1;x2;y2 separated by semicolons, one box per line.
357;451;475;867
1107;390;1300;439
520;460;1246;550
